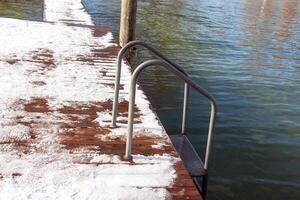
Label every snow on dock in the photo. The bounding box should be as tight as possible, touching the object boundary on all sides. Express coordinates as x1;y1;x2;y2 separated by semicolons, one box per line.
0;0;202;199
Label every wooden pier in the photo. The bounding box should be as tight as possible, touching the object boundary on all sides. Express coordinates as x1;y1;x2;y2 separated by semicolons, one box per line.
0;0;203;199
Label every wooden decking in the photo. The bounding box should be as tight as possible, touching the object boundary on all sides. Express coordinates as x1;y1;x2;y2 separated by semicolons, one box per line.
0;0;203;199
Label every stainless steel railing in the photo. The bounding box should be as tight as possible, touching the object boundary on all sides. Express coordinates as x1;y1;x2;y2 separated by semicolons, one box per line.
111;41;217;170
124;59;217;170
111;40;190;134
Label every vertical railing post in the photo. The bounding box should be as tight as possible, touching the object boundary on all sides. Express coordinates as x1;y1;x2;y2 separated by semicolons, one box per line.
204;102;217;170
181;83;189;134
125;72;137;160
119;0;137;47
111;51;124;128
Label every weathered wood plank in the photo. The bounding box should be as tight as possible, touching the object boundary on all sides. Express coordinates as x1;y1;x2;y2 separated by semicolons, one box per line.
119;0;137;47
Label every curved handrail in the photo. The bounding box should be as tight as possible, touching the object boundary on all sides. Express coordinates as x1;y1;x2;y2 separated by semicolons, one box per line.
111;40;189;134
125;59;217;170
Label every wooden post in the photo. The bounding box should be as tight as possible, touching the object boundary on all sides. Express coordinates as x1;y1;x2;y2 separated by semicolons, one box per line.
119;0;137;47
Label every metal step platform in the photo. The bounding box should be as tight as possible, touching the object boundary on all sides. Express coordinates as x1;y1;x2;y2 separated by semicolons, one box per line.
170;134;208;198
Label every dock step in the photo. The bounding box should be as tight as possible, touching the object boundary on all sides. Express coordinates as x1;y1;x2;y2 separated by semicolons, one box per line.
170;134;208;198
169;134;206;177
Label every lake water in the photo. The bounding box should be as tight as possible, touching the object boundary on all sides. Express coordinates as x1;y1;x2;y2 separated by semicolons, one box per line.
0;0;43;21
1;0;300;199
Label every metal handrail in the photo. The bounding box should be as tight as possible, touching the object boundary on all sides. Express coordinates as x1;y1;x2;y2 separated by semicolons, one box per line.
125;59;217;171
111;40;190;134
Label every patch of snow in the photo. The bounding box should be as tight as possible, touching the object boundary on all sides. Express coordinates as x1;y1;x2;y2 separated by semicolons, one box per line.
0;124;30;143
44;0;93;25
89;154;123;163
0;152;177;200
151;142;166;149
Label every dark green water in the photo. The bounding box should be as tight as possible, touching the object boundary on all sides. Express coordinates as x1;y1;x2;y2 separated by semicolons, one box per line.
1;0;300;199
0;0;43;20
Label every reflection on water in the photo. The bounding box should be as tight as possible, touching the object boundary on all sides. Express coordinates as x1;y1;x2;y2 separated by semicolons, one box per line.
84;0;300;199
0;0;43;21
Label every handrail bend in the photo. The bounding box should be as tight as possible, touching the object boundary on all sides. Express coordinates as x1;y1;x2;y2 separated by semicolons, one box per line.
125;59;217;170
111;40;190;134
